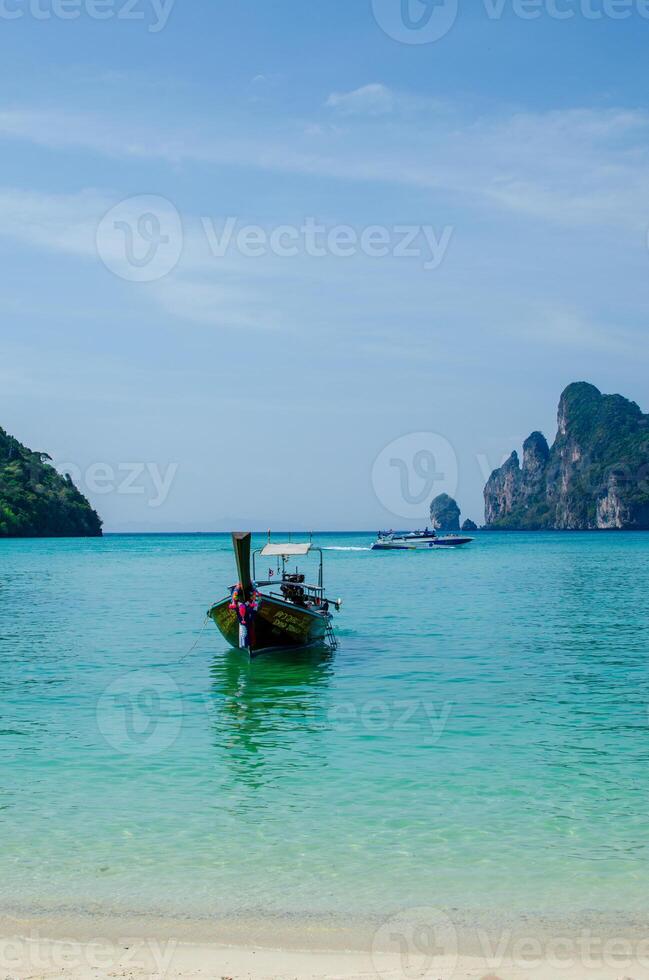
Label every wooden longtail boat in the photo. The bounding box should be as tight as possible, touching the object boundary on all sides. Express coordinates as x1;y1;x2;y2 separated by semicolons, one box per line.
208;533;342;657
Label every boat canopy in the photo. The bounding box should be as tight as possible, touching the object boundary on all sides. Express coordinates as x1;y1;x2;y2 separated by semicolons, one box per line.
261;542;312;557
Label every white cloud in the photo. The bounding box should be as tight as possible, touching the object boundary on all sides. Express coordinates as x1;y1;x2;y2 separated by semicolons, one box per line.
0;187;108;256
1;96;649;362
1;102;648;232
326;83;395;117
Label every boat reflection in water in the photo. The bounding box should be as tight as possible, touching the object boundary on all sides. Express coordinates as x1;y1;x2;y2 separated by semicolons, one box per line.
208;646;334;785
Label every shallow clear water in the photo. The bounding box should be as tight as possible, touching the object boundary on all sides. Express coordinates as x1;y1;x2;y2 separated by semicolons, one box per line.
1;532;648;919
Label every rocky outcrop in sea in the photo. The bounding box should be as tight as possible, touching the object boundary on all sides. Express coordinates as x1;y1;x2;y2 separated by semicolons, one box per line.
430;493;461;531
484;382;649;530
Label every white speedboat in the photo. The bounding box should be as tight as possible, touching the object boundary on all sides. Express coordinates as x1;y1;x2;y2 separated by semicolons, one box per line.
372;529;473;550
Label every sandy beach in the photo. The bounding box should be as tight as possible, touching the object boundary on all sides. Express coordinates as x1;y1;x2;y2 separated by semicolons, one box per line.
3;912;649;979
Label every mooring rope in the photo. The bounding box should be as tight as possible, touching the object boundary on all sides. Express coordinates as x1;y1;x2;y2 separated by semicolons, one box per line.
177;614;210;664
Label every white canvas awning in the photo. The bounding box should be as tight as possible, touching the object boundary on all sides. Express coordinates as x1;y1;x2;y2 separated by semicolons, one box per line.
261;543;312;557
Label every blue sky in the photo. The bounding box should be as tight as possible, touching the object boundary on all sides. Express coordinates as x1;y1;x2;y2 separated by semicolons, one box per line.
2;0;649;530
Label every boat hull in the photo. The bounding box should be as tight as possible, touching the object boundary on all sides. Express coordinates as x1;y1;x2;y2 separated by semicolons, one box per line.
433;536;473;547
209;594;329;656
372;535;473;550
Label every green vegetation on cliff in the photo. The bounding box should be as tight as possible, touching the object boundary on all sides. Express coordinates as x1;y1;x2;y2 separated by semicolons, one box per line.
0;427;102;538
484;383;649;530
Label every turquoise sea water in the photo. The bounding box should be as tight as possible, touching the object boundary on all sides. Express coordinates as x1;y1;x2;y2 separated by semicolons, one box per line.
1;532;648;921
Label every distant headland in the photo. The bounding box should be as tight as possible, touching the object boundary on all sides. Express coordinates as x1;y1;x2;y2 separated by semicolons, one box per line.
484;382;649;530
0;427;102;538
